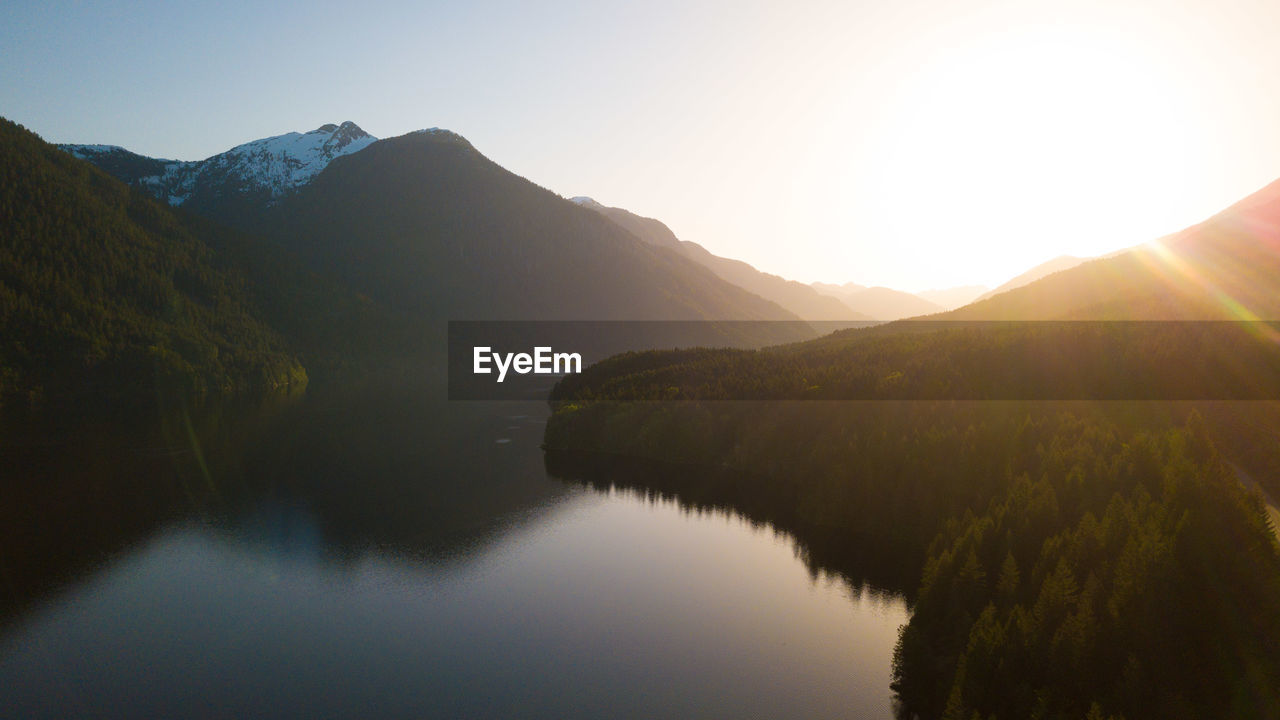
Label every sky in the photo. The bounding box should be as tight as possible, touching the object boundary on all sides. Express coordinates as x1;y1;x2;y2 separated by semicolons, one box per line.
6;0;1280;291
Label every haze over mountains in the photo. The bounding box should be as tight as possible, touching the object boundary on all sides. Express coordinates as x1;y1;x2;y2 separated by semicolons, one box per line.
5;115;846;403
809;282;945;320
917;285;989;309
944;181;1280;320
13;109;1280;409
569;197;869;321
54;117;1129;327
54;122;808;325
11;101;1280;720
538;141;1280;720
971;255;1087;303
570;197;992;320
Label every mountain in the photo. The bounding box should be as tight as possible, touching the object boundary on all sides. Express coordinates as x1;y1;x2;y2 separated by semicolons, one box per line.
916;285;988;310
810;282;944;320
0;118;307;405
61;121;377;211
246;133;806;325
543;173;1280;716
570;198;868;321
946;181;1280;319
544;328;1280;719
810;281;864;295
64;127;811;347
568;196;683;252
971;255;1086;303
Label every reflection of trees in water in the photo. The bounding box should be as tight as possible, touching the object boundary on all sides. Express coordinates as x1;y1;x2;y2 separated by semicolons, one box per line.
544;400;1280;720
544;449;918;600
0;384;569;630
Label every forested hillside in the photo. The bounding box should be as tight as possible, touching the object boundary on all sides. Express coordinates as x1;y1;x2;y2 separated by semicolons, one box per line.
549;321;1280;403
544;323;1280;718
0;118;306;405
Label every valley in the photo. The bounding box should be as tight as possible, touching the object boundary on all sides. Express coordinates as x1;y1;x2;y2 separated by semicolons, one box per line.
5;107;1280;720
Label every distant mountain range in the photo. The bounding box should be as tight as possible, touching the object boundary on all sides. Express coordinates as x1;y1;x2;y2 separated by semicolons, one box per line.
971;255;1087;303
16;110;1280;407
55;119;1091;326
57;123;811;325
809;282;945;320
4;116;833;404
569;196;994;321
569;197;868;321
916;285;989;310
541;178;1280;720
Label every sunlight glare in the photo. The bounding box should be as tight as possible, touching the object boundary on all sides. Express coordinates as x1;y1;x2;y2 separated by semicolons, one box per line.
855;28;1206;286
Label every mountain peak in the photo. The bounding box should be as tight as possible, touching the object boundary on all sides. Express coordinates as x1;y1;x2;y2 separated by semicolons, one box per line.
313;121;367;135
61;143;128;158
570;196;607;210
65;122;383;207
406;127;470;144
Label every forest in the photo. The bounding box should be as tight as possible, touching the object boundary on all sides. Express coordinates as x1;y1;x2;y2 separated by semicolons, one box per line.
549;321;1280;402
545;326;1280;719
10;106;1280;716
0;115;817;410
0;118;425;409
0;118;301;405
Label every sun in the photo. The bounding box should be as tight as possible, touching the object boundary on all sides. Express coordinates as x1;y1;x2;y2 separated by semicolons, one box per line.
845;27;1209;288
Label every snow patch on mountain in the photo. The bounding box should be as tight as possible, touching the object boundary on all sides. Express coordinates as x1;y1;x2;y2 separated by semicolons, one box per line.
63;144;131;158
139;121;378;206
570;196;606;210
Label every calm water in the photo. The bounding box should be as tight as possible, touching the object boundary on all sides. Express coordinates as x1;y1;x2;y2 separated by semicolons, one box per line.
0;386;908;719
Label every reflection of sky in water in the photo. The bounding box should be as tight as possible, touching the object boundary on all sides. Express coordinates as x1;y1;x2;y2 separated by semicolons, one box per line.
0;393;907;719
0;481;906;720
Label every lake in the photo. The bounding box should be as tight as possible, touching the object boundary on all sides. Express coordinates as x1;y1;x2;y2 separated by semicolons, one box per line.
0;385;909;719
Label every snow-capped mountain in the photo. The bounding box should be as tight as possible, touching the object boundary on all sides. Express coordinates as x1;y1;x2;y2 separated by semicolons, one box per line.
569;196;607;210
61;121;377;207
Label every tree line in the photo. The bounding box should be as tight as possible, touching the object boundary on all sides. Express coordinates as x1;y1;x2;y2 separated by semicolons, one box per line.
545;330;1280;718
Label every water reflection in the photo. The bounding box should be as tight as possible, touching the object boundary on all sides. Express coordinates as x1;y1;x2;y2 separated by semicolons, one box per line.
0;383;571;623
0;384;909;719
544;449;921;596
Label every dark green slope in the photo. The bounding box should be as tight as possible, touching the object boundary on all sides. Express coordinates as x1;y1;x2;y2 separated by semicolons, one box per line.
0;118;305;405
547;361;1280;719
247;131;806;325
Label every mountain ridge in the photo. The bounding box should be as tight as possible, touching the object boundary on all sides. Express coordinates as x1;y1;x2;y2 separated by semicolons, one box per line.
939;177;1280;320
245;133;807;325
569;197;870;321
811;281;945;320
972;254;1087;303
60;121;378;209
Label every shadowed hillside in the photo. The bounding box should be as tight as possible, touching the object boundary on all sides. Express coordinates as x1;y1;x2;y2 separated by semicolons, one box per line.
571;197;869;321
0;118;306;406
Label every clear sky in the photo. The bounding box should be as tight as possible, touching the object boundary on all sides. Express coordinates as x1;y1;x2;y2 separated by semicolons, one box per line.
6;0;1280;291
